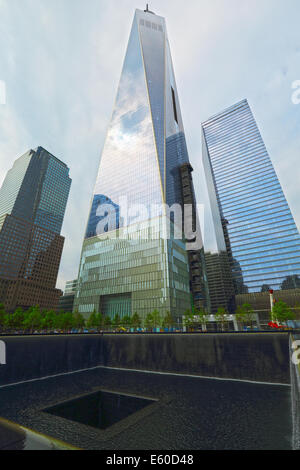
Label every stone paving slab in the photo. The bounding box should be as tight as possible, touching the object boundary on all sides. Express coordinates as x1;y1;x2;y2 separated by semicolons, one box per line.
0;367;293;450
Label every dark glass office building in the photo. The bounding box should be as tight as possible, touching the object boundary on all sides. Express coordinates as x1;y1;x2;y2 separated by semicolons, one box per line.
58;279;78;312
74;8;208;321
0;147;71;311
202;99;300;296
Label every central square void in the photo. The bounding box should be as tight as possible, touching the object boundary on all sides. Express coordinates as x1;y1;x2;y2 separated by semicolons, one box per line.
44;391;154;430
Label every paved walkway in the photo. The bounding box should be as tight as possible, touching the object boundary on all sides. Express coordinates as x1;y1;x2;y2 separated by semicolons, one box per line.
0;368;293;450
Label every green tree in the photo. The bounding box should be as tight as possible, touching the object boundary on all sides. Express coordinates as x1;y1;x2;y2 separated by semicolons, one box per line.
236;303;256;330
243;303;256;329
131;312;141;330
57;312;74;331
11;307;25;330
22;306;42;333
112;314;121;329
152;310;161;330
215;307;228;331
197;309;209;331
53;312;63;331
97;313;104;329
87;311;103;330
41;310;57;331
122;315;132;330
87;311;98;329
4;313;14;331
183;309;194;331
0;303;6;332
294;303;300;320
73;312;85;330
162;311;173;330
236;305;246;329
145;313;154;331
272;300;295;324
52;312;64;330
104;315;112;330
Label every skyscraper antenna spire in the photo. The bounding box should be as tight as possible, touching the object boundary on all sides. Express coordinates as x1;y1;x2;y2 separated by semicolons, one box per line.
144;3;154;14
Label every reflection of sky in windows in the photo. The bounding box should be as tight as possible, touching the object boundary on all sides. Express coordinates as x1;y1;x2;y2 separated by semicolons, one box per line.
88;14;163;238
32;152;71;235
139;16;165;185
77;9;193;316
86;194;120;238
85;10;193;240
203;100;300;293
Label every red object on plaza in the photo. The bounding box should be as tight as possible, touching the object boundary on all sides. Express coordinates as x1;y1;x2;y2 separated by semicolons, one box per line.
268;321;284;330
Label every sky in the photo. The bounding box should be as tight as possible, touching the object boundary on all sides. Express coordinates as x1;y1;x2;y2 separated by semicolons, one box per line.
0;0;300;291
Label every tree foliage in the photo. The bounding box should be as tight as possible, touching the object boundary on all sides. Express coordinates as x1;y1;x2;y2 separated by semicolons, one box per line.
272;300;295;323
0;303;6;331
145;313;154;330
112;314;121;328
131;312;141;330
152;310;161;329
215;307;228;331
122;315;132;329
183;309;194;330
162;311;173;329
236;303;256;329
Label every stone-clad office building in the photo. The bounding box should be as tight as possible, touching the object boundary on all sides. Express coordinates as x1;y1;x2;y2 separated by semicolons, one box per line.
0;147;71;311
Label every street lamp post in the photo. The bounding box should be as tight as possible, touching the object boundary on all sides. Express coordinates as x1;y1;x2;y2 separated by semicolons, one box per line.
269;289;274;322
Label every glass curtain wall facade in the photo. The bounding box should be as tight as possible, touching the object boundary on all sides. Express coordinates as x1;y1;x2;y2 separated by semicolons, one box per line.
0;147;71;311
58;279;78;312
74;8;206;321
202;99;300;294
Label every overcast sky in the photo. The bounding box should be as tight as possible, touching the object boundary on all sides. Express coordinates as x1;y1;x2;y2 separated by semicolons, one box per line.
0;0;300;291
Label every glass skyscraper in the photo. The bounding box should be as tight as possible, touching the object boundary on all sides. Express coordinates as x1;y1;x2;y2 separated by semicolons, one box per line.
0;146;71;311
58;279;78;313
202;99;300;295
74;8;208;321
